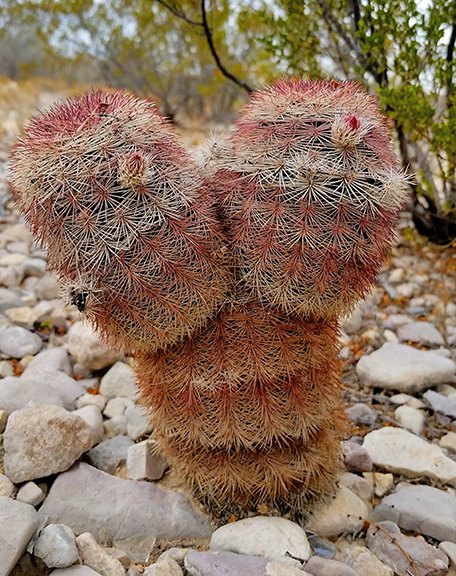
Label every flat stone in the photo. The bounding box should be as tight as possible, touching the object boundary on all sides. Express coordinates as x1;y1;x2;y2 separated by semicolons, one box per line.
0;326;42;358
346;403;377;426
0;474;14;498
143;559;183;576
0;495;40;576
366;520;448;576
4;404;98;483
362;472;394;497
33;524;79;568
394;405;425;435
439;432;456;453
38;463;211;542
16;481;46;506
210;516;311;568
423;390;456;419
86;435;133;474
306;486;368;537
372;483;456;542
363;427;456;485
67;321;120;371
126;440;167;481
76;532;125;576
337;543;394;576
99;362;138;400
397;322;445;346
304;555;358;576
356;343;455;392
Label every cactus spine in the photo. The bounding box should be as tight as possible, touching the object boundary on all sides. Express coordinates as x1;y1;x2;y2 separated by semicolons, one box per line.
9;79;407;511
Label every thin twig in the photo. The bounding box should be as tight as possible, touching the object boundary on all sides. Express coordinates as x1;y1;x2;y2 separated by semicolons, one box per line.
154;0;203;26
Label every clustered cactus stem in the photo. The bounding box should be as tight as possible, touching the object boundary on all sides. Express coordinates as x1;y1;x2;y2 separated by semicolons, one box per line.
9;78;407;512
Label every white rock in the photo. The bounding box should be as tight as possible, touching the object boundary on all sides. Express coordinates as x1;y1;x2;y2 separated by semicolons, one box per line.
338;543;394;576
125;404;152;440
383;329;398;343
389;393;426;409
0;474;14;498
4;306;35;326
16;481;46;506
33;524;79;568
0;361;14;378
104;415;128;438
100;362;138;400
356;343;456;392
76;393;107;411
362;472;394;497
113;534;156;563
50;567;102;575
342;307;363;335
396;283;415;298
339;472;373;502
397;321;445;346
439;542;456;568
388;268;404;284
383;314;413;329
0;326;42;358
210;516;311;568
143;559;183;576
23;347;72;375
394;405;425;435
439;432;456;453
67;321;120;371
73;405;104;442
306;486;368;537
438;384;456;399
76;532;125;576
103;397;128;419
126;440;167;481
363;427;456;485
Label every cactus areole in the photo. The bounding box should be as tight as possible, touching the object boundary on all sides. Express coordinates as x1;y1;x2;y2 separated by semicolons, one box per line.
9;79;407;512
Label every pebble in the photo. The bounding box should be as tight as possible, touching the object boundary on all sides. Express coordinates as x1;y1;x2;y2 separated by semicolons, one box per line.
439;542;456;567
423;389;456;419
3;404;98;483
67;321;120;371
394;405;425;435
383;329;399;343
306;535;336;559
383;314;413;329
76;393;107;411
397;321;445;346
210;516;311;567
74;405;104;442
126;440;167;481
306;486;369;537
86;435;134;474
76;532;125;576
439;432;456;452
113;534;156;563
304;555;358;576
0;287;22;312
356;343;456;392
363;472;394;497
99;361;138;400
33;524;79;568
346;403;377;426
396;282;415;298
363;427;456;484
0;474;14;498
0;325;42;357
337;543;394;576
373;483;456;542
339;472;373;502
0;495;40;576
342;307;363;334
389;393;426;409
16;481;46;506
341;441;373;472
104;415;129;438
143;558;183;576
0;360;14;377
125;403;152;440
38;462;211;542
438;383;456;398
366;520;449;576
23;346;72;375
103;397;128;419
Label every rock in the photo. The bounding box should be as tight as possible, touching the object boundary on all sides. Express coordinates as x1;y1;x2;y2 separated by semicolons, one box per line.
126;440;167;481
0;474;14;498
99;362;138;400
339;472;373;502
337;543;394;576
341;441;373;472
396;283;415;298
423;389;456;419
363;472;394;497
390;393;426;409
23;347;72;375
125;404;152;440
439;542;456;568
50;568;102;575
157;548;189;564
342;307;363;334
210;516;311;567
438;384;456;399
304;555;358;576
306;486;368;537
0;361;13;378
86;435;133;474
366;520;448;576
76;532;125;576
4;404;98;483
104;415;128;438
363;427;456;485
143;559;183;576
103;398;128;419
346;403;377;426
74;405;104;442
0;326;42;358
0;370;85;414
383;329;399;343
372;483;456;543
394;405;425;435
33;524;79;568
388;268;405;283
16;481;46;506
4;306;36;326
383;314;413;329
76;393;107;411
306;535;336;559
439;432;456;453
38;463;211;542
35;274;60;300
356;343;455;392
113;534;156;563
0;495;40;576
105;547;130;567
397;322;445;346
67;321;120;371
0;287;23;312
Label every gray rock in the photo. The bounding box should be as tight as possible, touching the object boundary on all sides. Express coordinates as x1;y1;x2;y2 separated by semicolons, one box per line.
339;472;373;502
210;516;311;568
86;435;133;474
33;524;79;568
157;548;189;564
0;474;14;498
4;404;98;483
306;486;368;537
125;403;152;440
304;555;358;576
0;326;42;358
372;483;456;543
126;440;167;481
67;322;120;371
23;347;72;375
16;481;46;506
0;495;40;576
363;427;456;484
397;321;445;346
366;520;448;576
306;535;336;559
0;287;23;312
394;405;425;435
346;403;377;426
38;463;211;542
73;405;104;442
113;534;156;563
423;389;456;419
143;559;183;576
341;441;373;473
99;362;138;400
76;532;125;576
50;568;101;576
356;343;456;392
337;543;394;576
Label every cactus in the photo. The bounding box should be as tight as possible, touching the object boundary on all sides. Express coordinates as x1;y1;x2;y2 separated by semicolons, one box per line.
9;79;407;512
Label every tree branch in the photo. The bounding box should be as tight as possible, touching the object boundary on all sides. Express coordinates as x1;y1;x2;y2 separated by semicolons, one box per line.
154;0;203;27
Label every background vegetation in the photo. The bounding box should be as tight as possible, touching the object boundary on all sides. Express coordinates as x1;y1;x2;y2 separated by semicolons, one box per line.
0;0;454;243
